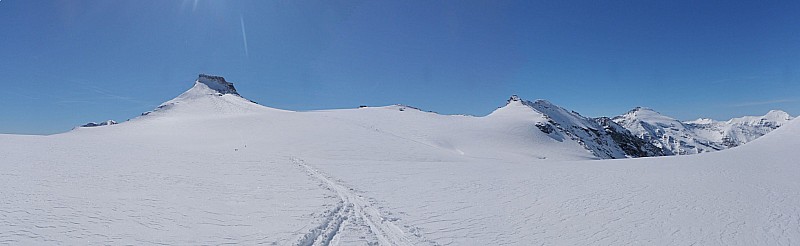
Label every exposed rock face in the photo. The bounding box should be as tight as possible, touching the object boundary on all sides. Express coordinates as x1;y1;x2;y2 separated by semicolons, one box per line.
81;120;117;128
197;74;240;96
595;117;665;157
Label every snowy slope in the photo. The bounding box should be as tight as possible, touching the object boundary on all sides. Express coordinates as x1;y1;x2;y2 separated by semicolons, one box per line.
524;98;628;158
1;74;798;245
303;117;800;245
522;98;663;158
613;107;793;155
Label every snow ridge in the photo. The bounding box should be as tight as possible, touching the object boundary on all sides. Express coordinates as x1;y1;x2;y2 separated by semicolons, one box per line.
527;99;628;158
499;96;664;159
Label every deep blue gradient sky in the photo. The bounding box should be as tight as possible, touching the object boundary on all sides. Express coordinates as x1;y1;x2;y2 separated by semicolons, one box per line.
2;1;799;134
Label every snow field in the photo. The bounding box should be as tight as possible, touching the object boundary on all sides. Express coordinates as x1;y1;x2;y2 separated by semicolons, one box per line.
1;78;798;245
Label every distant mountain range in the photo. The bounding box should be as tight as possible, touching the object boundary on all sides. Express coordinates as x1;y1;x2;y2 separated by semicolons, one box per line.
613;107;792;156
80;74;793;159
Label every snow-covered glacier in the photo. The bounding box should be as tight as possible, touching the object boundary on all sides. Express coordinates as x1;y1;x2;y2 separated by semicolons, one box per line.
1;75;798;245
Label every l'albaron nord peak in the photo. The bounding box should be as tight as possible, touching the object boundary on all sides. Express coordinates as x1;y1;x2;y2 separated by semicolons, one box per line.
83;74;792;159
136;74;262;116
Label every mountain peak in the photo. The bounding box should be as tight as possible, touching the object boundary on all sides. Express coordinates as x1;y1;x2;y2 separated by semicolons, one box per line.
491;95;544;118
765;110;792;120
499;96;565;114
727;109;793;126
503;95;535;108
197;74;239;96
686;118;716;125
139;74;261;116
628;106;657;114
504;95;554;108
619;107;674;121
532;99;555;107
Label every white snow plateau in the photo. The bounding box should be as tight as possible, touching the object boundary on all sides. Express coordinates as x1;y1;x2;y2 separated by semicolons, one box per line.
1;74;798;245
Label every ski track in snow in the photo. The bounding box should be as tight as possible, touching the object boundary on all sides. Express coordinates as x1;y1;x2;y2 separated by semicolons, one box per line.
292;157;425;246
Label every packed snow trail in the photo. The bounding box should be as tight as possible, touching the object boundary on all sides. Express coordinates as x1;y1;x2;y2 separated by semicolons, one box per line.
292;157;423;246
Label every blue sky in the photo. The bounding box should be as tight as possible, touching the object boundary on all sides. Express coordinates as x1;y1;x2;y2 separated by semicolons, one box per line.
1;0;799;134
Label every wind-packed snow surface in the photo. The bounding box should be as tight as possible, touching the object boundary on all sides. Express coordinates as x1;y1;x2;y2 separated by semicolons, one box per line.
1;75;798;245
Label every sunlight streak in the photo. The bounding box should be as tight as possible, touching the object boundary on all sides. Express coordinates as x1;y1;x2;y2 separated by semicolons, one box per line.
240;15;249;57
